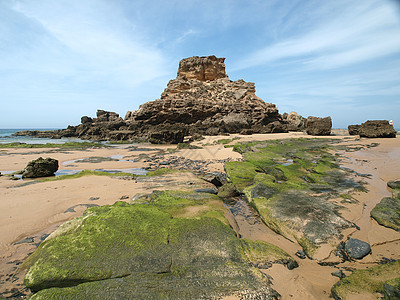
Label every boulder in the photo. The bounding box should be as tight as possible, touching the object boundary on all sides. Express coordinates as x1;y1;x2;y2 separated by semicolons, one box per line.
305;116;332;136
359;120;396;138
371;197;400;231
348;124;361;135
283;111;306;131
344;238;371;259
22;157;58;178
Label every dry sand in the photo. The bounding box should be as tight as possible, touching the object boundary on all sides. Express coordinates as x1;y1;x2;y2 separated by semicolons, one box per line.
0;132;399;299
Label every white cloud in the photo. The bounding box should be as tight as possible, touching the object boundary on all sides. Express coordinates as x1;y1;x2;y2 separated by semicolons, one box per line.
233;0;400;70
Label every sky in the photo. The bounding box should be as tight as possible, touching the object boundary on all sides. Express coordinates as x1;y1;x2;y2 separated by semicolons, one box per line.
1;0;400;129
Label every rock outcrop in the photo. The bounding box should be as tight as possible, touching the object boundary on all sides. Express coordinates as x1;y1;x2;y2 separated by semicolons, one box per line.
22;157;58;178
305;116;332;136
358;120;396;138
348;124;361;135
14;56;300;143
282;111;306;131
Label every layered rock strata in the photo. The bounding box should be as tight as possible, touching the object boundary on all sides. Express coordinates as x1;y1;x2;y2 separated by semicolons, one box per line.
14;56;309;143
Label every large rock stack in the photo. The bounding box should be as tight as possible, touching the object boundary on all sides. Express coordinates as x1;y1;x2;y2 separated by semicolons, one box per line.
14;56;311;143
124;55;287;141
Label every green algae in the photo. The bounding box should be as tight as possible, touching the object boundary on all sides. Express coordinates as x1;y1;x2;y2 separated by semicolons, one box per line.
371;197;400;231
38;169;135;182
331;260;400;299
225;138;363;257
24;199;281;299
144;168;188;177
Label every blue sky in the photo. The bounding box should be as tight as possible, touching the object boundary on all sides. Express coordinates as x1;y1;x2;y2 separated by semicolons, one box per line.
1;0;400;129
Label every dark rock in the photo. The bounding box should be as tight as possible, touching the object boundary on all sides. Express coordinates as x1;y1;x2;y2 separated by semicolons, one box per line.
202;172;227;187
348;124;361;135
22;157;58;178
295;250;306;259
371;197;400;231
81;116;93;124
359;120;396;138
148;127;186;144
331;270;346;279
306;116;332;136
344;238;371;259
388;181;400;189
194;188;218;194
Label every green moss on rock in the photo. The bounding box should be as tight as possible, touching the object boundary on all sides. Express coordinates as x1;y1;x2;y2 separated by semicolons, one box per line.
331;260;400;299
225;138;362;258
24;193;284;299
371;197;400;231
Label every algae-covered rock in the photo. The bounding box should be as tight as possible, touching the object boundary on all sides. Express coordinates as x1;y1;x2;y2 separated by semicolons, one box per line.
331;260;400;299
371;197;400;231
24;195;282;299
22;157;58;178
384;277;400;299
388;180;400;190
225;139;363;258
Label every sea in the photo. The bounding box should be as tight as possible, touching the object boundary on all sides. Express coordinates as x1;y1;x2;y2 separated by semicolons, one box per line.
0;129;85;144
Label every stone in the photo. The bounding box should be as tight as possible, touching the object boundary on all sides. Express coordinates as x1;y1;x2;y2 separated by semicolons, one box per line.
283;111;306;131
177;55;228;81
348;124;361;135
295;250;306;259
202;172;227;187
393;189;400;199
371;197;400;231
24;196;282;299
384;278;400;299
14;56;290;143
359;120;396;138
305;116;332;136
388;181;400;189
331;270;346;279
22;157;58;178
344;238;371;259
80;116;93;124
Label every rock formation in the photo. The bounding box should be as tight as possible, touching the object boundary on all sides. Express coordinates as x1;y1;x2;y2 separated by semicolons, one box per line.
347;124;361;135
22;157;58;178
305;116;332;136
358;120;396;138
14;56;311;143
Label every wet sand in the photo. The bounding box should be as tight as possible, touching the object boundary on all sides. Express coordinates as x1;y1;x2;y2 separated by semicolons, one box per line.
0;132;399;299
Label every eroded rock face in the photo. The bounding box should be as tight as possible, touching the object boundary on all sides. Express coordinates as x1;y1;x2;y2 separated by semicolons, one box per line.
348;124;361;135
359;120;396;138
22;157;58;178
306;116;332;136
282;112;306;131
177;55;228;81
14;56;292;143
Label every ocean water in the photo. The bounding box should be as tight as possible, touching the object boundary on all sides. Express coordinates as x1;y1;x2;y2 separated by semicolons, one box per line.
0;129;84;144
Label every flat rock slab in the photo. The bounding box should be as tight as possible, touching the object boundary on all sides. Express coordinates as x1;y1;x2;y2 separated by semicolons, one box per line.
24;196;289;299
388;180;400;189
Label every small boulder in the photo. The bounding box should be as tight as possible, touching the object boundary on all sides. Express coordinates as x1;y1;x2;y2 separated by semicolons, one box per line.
22;157;59;178
305;116;332;136
284;111;306;131
344;238;371;259
359;120;396;138
348;125;361;135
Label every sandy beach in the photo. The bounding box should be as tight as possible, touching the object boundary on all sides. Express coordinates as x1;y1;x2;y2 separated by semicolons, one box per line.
0;132;399;299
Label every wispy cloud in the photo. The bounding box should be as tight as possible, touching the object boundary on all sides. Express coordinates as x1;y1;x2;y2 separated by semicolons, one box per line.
233;0;400;70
